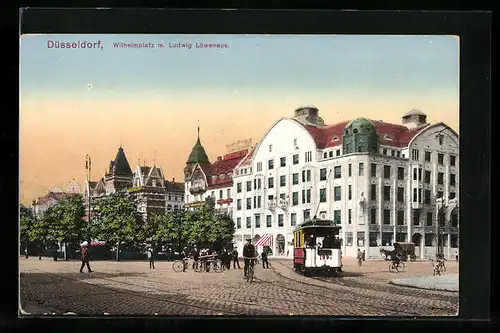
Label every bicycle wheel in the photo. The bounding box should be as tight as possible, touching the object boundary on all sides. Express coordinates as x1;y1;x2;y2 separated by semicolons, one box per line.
213;260;225;273
397;262;405;272
194;262;204;273
389;263;395;273
172;261;184;272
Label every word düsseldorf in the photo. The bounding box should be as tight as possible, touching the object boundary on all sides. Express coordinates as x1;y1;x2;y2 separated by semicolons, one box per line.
47;40;103;49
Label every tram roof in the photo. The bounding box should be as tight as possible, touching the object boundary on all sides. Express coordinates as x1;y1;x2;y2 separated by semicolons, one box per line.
294;218;342;231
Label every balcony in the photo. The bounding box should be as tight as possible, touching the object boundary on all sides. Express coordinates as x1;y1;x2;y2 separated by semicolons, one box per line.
278;199;289;210
268;201;276;210
216;198;233;205
189;184;205;194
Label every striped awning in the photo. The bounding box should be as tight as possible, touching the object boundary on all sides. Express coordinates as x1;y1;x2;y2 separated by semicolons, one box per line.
253;234;273;247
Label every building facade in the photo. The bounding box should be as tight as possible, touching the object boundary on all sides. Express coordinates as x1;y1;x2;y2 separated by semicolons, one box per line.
183;128;248;216
232;106;459;259
32;181;81;217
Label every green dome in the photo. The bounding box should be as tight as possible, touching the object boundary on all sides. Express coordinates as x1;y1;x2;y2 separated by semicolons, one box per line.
187;137;210;164
344;118;376;135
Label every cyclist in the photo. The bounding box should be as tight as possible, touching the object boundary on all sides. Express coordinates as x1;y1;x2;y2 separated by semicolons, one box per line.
243;238;257;278
391;251;403;268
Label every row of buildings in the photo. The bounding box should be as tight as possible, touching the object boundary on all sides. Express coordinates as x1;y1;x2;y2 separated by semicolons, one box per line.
183;106;459;259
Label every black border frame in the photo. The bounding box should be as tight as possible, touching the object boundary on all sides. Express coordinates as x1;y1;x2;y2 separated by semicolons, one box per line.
7;7;492;333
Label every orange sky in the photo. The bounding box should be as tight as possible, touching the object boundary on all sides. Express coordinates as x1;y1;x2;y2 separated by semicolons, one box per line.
19;92;459;205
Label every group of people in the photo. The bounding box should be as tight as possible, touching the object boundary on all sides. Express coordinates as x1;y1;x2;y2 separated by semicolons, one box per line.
356;249;366;267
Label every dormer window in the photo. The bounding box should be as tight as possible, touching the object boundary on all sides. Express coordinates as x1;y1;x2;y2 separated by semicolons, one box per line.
353;129;358;134
332;136;339;141
384;134;393;141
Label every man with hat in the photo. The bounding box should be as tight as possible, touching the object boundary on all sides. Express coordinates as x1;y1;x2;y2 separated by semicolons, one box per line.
243;238;257;278
79;241;93;273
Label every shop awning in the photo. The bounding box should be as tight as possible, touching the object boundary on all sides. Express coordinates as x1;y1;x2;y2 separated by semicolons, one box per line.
253;234;273;247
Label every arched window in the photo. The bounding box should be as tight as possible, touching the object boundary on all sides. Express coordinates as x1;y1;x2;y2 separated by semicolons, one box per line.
353;128;358;134
167;204;172;211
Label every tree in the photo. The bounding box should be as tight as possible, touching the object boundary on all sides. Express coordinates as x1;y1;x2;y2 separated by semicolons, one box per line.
30;209;52;259
47;195;86;260
92;192;146;261
20;206;34;253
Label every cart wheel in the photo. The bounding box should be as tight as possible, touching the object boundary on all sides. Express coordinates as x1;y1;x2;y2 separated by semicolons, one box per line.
172;261;184;272
214;260;225;273
389;263;395;273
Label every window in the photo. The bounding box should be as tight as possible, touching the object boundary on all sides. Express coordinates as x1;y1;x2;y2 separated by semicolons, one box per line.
320;188;327;202
227;189;231;198
391;150;395;157
305;151;312;163
333;210;341;224
418;168;422;181
334;186;341;201
292;192;299;205
424;190;431;204
269;144;273;152
419;188;423;203
258;178;262;189
307;170;311;181
384;165;391;179
236;218;241;229
306;189;311;203
257;196;262;208
438;172;444;185
329;151;333;158
383;209;391;225
412;149;419;161
439;213;445;227
449;192;456;199
359;163;364;176
438;153;444;165
280;157;286;167
397;187;404;203
293;154;299;165
303;210;311;221
280;175;286;187
383;186;391;201
346;232;353;246
348;164;352;177
219;190;223;199
268;177;274;189
257;162;262;172
397;151;401;157
266;215;272;228
425;234;434;247
357;232;365;247
334;166;341;178
246;217;251;228
301;190;305;204
293;138;297;146
292;173;299;185
237;199;242;210
348;185;352;200
396;233;407;242
370;208;376;224
237;183;242;193
451;213;459;228
278;214;284;227
413;168;418;181
370;184;376;200
450;234;458;248
246;181;252;191
437;191;443;198
336;149;340;156
425;151;431;162
450;155;456;166
246;198;252;209
382;233;393;246
291;213;297;226
348;209;352;224
397;210;404;225
383;148;387;155
424;170;431;183
398;167;404;180
450;174;456;186
323;152;327;159
280;193;285;200
268;159;274;170
369;232;378;247
320;168;327;181
413;210;420;226
370;163;377;177
426;212;433;226
412;188;417;203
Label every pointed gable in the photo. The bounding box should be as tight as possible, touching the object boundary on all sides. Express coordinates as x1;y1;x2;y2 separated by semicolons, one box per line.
112;147;133;176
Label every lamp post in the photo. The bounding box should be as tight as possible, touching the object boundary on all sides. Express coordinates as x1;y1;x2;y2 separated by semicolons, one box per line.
85;154;92;245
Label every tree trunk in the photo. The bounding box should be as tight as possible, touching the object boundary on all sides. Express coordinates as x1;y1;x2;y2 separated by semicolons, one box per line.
63;242;67;260
116;241;120;261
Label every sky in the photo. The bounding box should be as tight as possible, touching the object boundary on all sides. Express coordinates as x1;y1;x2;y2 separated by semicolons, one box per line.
19;34;459;205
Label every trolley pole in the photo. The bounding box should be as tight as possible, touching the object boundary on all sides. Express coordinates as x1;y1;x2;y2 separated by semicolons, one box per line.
85;154;92;244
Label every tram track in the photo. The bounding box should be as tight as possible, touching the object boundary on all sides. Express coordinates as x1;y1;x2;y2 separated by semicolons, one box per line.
267;261;457;316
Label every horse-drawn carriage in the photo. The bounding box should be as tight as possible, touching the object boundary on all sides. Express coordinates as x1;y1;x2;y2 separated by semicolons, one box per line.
380;242;417;261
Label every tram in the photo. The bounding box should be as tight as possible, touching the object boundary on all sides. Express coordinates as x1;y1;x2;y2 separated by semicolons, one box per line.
293;217;342;275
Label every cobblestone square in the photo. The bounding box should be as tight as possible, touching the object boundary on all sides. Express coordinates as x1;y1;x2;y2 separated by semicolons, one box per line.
19;257;458;316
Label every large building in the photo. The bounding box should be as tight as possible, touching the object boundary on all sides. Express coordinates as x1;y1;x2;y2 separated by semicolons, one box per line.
32;180;82;217
84;146;185;222
183;128;249;216
232;106;459;259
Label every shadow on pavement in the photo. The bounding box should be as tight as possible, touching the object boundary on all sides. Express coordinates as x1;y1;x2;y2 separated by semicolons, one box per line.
20;272;276;316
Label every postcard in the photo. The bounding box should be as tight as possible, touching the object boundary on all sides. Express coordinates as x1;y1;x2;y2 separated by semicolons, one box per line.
19;33;459;316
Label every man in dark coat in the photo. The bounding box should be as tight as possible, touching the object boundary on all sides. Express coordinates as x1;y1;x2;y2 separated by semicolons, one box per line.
261;249;269;269
232;248;241;269
79;241;93;273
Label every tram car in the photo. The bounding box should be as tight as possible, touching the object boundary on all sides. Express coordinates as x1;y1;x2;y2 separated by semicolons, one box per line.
293;217;342;275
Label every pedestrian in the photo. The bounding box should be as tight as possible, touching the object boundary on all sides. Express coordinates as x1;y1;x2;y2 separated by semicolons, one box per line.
232;247;241;269
362;250;366;261
261;249;269;269
455;250;459;262
191;246;200;270
79;241;93;273
147;246;155;269
24;248;28;259
357;248;363;267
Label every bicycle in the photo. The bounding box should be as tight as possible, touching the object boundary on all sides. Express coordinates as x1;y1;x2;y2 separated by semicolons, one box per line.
244;257;257;283
388;260;405;272
437;259;446;273
431;259;444;276
172;258;189;272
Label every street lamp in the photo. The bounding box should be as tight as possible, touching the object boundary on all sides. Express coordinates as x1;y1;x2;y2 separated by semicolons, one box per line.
85;154;92;245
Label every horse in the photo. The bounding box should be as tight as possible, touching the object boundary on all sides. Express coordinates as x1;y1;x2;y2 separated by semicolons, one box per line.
380;248;398;260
